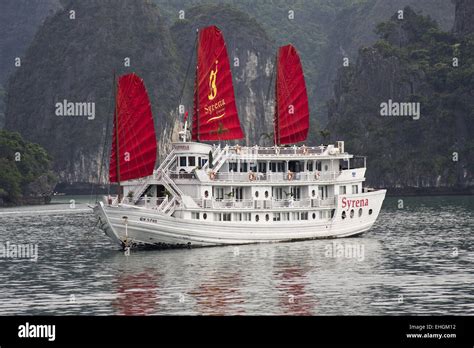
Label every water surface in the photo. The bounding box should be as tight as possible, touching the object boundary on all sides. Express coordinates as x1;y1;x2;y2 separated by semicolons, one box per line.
0;196;472;315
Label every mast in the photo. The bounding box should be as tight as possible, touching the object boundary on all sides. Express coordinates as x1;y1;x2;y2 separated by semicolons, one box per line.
274;50;279;146
113;71;122;202
196;28;200;143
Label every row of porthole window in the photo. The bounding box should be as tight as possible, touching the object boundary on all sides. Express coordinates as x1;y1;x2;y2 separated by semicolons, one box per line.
196;212;329;222
342;208;372;220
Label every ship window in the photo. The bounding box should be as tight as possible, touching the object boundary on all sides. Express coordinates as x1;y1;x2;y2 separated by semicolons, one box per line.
235;213;242;221
203;213;207;220
312;190;316;197
179;156;187;166
204;190;209;198
352;185;358;194
273;213;281;221
307;162;313;171
350;209;354;218
283;212;290;221
369;209;373;215
255;215;259;222
339;186;346;195
229;162;238;172
243;213;251;221
192;212;200;220
201;158;208;166
312;213;316;219
342;211;346;220
277;162;285;172
265;214;269;221
188;156;196;166
324;164;329;171
258;162;267;173
358;208;363;217
331;209;335;218
215;213;221;221
223;213;231;221
255;191;259;198
316;161;322;171
265;191;269;198
301;212;308;220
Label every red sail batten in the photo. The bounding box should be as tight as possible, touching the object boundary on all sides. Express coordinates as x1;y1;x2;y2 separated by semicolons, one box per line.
191;25;244;141
109;73;157;183
274;44;310;145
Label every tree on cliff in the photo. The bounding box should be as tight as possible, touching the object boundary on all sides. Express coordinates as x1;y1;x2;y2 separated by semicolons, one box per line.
0;130;56;204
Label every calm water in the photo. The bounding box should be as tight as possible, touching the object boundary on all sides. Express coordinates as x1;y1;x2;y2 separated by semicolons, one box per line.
0;195;472;315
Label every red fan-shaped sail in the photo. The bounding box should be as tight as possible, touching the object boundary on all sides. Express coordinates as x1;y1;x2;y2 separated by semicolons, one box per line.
109;73;157;183
274;44;310;145
192;25;244;141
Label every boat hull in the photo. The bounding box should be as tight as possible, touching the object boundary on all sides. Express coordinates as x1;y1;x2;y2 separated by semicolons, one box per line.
94;190;386;249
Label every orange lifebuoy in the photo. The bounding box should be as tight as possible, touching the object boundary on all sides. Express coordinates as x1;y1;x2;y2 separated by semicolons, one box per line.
248;172;256;181
209;172;217;180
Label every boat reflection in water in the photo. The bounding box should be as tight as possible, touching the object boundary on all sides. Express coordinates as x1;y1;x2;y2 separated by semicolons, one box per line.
189;271;245;315
112;269;161;315
275;263;316;315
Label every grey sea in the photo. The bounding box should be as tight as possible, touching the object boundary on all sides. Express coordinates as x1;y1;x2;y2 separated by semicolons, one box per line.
0;195;472;315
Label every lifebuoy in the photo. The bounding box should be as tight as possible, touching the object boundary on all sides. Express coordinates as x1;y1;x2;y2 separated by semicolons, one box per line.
248;172;256;181
315;171;321;179
209;172;217;180
287;171;294;181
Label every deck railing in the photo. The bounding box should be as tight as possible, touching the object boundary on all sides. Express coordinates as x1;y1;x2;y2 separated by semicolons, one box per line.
210;171;340;182
194;196;336;209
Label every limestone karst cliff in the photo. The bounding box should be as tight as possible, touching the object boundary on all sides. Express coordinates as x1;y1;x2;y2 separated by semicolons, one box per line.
327;6;473;189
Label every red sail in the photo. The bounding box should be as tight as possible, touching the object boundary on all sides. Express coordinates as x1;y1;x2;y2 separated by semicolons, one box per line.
274;44;310;145
192;25;244;141
109;73;157;183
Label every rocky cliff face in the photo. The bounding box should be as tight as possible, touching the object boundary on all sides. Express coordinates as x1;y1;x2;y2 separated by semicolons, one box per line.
327;7;473;189
0;0;61;128
170;4;275;146
317;0;455;125
452;0;474;37
5;0;182;184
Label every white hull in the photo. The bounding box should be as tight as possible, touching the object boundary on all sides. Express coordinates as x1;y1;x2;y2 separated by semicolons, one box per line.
94;190;386;248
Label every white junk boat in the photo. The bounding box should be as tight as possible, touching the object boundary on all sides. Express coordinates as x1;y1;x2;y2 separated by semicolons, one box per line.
94;26;386;249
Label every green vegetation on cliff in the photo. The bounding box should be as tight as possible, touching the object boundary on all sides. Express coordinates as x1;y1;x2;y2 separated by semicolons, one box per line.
328;7;473;188
0;129;56;204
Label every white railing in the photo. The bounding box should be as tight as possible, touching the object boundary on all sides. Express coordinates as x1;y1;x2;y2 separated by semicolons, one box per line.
193;197;336;209
210;171;340;183
226;145;327;157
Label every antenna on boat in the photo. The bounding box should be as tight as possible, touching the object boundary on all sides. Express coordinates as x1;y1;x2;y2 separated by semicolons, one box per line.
113;70;122;202
177;28;199;143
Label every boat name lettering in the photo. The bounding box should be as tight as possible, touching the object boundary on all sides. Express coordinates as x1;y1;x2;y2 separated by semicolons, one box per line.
139;217;158;224
174;145;190;151
341;197;368;209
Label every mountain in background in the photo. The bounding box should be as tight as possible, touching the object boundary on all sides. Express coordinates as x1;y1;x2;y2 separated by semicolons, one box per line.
0;0;61;127
5;0;182;183
327;2;474;190
2;0;469;193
